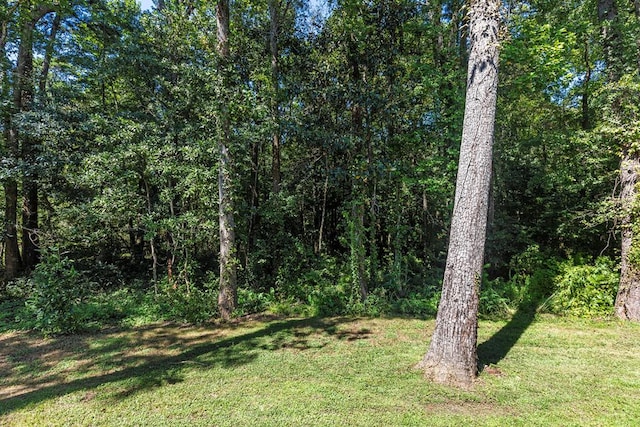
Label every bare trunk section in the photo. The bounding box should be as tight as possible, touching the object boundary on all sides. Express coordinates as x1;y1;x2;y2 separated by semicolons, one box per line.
616;153;640;319
417;0;500;388
598;0;621;81
217;0;237;320
613;0;640;320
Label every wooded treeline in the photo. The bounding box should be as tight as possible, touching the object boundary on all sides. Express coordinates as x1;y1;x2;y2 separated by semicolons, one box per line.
1;0;638;331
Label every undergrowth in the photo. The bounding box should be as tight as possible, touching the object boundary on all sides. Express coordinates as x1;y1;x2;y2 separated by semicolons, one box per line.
0;246;622;336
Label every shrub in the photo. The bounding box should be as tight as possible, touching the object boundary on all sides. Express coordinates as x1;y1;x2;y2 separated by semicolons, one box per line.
237;288;276;315
155;279;218;324
547;256;619;317
26;250;92;335
393;292;440;317
307;281;348;316
479;278;512;316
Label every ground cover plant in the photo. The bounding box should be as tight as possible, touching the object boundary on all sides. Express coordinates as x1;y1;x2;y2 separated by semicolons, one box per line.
1;314;639;426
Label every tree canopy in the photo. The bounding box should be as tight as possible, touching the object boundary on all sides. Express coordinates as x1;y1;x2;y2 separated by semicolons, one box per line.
0;0;638;337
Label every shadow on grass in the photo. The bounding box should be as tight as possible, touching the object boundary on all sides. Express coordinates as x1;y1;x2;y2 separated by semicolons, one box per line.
0;316;369;415
477;302;539;371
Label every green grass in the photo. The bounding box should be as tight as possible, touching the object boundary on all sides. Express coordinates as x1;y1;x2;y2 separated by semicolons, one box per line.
1;314;640;426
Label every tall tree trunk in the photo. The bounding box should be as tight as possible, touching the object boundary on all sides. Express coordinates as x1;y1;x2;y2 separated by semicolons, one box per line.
616;151;640;320
216;0;237;320
38;12;60;95
3;151;21;281
1;7;10;285
245;138;260;267
581;39;591;130
23;8;63;271
349;202;367;302
416;0;500;387
636;0;640;74
612;0;640;320
269;0;282;194
598;0;621;81
347;41;368;301
3;3;55;279
317;155;329;253
5;6;37;280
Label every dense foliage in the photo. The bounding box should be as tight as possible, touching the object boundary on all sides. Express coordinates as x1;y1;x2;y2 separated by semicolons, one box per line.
1;0;637;333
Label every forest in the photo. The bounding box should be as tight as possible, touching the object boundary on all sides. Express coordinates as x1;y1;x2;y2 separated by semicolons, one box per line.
1;0;639;337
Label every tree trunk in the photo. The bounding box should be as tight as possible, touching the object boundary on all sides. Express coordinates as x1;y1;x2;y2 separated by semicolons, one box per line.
317;156;329;253
636;0;640;74
616;152;640;320
269;0;282;194
245;138;260;267
4;6;38;280
598;0;621;81
613;0;640;320
20;18;36;272
216;0;237;320
3;3;55;279
416;0;500;388
38;12;60;95
1;9;14;285
581;39;591;130
4;173;21;281
347;39;368;301
350;202;367;302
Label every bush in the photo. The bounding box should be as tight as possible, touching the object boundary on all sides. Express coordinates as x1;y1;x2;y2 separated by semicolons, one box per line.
26;251;92;335
237;288;276;315
155;279;218;324
307;281;348;316
479;246;560;316
479;278;512;316
547;256;619;317
393;292;440;317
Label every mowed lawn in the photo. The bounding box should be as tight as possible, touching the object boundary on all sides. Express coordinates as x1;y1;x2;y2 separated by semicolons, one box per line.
1;314;639;426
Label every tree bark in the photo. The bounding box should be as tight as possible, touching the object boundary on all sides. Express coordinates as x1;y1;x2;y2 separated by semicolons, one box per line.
616;152;640;320
216;0;237;320
612;0;640;320
598;0;621;81
416;0;500;387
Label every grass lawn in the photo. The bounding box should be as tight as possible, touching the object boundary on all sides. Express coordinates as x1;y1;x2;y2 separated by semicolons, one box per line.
1;313;640;426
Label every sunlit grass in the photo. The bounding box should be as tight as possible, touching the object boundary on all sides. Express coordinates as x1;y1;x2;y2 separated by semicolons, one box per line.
1;315;639;426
